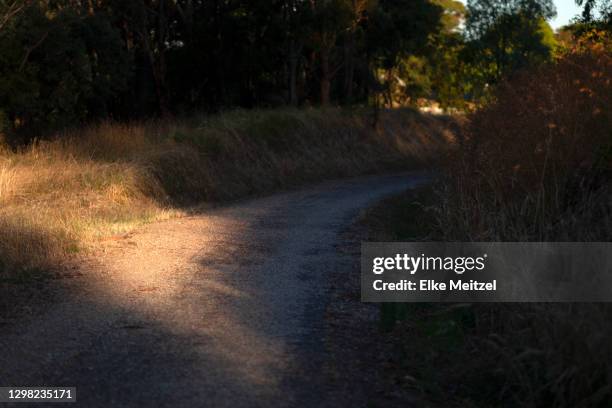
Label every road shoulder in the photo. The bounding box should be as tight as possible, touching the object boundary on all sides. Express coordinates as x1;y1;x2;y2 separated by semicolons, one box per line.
323;189;439;407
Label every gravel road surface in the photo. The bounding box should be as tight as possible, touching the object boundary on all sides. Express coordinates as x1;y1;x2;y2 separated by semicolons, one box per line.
0;173;428;407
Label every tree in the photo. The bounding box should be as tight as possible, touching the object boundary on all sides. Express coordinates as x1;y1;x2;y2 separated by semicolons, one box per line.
427;0;472;110
0;1;131;141
575;0;611;32
577;0;611;22
366;0;442;107
466;0;557;83
306;0;353;106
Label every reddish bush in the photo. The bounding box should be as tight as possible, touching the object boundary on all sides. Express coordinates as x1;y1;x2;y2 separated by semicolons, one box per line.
441;38;612;241
433;36;612;407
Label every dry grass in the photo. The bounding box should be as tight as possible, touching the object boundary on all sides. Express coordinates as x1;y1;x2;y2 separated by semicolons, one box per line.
430;40;612;406
0;107;454;280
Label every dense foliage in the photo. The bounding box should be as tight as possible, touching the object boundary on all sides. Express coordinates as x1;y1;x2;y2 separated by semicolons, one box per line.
0;0;608;142
0;0;445;140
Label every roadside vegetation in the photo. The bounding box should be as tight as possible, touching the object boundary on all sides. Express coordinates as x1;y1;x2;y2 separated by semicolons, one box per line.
364;33;612;407
0;108;454;282
1;0;611;404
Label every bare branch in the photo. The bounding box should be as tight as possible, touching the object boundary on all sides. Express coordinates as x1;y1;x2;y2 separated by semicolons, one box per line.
0;0;31;33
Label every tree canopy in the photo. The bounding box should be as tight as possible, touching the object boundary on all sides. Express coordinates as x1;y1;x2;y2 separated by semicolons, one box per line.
0;0;607;142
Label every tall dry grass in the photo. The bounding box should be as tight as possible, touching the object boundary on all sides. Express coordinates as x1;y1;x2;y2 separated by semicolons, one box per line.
433;39;612;406
0;108;454;280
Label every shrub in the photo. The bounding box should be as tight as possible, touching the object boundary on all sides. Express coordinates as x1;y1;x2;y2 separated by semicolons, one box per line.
433;38;612;406
440;38;611;241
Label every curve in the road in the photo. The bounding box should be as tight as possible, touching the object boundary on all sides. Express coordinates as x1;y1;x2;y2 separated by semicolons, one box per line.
0;172;429;407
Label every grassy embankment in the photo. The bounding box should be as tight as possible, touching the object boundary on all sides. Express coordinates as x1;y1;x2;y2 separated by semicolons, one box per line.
0;108;454;282
363;42;612;406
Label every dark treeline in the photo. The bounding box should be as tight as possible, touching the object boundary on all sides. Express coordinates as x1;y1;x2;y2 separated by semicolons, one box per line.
0;0;444;137
0;0;609;141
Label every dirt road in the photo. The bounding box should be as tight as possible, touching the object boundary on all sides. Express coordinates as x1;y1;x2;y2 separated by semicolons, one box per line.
0;173;428;407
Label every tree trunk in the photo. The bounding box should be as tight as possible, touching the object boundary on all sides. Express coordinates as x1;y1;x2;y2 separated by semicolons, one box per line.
151;55;169;117
386;68;394;108
320;48;331;106
343;35;355;104
288;39;300;106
